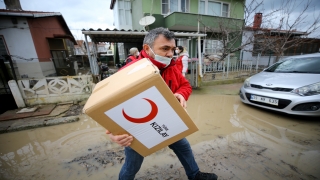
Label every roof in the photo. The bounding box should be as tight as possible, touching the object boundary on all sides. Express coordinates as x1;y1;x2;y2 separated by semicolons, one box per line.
245;26;307;36
82;28;207;43
0;9;62;17
0;9;76;44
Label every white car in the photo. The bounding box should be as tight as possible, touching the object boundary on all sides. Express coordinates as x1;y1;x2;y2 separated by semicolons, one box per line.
240;53;320;116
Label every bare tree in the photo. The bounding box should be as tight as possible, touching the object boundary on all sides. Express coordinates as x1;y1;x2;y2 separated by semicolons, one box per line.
197;0;280;61
197;0;319;62
251;0;320;61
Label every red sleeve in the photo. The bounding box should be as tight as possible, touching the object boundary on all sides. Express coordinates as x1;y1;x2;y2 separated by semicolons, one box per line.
174;71;192;101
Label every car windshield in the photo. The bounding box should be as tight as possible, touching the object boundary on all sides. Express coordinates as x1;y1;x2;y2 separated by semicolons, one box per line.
264;56;320;73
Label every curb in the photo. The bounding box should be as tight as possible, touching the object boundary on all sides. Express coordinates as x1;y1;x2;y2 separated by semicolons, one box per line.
201;78;246;86
1;116;80;134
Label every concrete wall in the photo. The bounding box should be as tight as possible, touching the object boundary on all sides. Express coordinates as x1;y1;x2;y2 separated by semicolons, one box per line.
16;75;94;106
142;0;161;15
242;30;277;67
132;0;144;31
241;30;254;61
40;61;56;76
0;16;44;78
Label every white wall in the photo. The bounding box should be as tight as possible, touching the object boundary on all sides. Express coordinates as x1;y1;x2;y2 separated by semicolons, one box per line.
250;55;276;67
241;30;254;61
40;61;56;76
241;30;277;67
113;2;120;29
15;62;45;78
0;16;44;78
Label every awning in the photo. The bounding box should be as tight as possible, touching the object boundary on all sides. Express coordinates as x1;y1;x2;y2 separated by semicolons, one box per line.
82;29;206;79
82;29;206;43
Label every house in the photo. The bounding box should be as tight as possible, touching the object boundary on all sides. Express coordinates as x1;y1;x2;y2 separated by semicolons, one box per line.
242;13;320;67
0;9;77;114
0;9;77;79
110;0;245;59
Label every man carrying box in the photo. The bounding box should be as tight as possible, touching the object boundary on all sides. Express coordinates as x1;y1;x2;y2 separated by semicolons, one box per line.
105;27;218;180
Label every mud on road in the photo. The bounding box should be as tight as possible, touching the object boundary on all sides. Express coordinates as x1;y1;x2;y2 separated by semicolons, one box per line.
65;134;319;180
0;93;319;180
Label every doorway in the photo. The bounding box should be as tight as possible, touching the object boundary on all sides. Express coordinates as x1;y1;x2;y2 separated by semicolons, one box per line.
51;50;75;76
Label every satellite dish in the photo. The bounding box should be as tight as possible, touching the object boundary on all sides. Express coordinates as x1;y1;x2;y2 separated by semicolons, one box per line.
139;16;155;26
139;16;155;31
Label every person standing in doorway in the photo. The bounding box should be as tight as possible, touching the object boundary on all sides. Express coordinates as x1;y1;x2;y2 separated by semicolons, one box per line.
105;27;218;180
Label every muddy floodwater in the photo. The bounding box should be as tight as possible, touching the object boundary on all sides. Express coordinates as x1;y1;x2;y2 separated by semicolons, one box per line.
0;94;320;180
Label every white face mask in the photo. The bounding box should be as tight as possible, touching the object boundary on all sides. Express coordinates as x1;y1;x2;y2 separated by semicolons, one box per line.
175;50;179;54
136;52;140;56
148;46;172;67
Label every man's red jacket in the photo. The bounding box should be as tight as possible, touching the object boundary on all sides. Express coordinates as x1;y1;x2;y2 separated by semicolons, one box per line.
121;50;192;101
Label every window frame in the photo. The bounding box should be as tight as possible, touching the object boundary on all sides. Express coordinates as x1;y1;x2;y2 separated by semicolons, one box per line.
199;0;230;17
118;0;132;26
204;39;223;54
161;0;190;15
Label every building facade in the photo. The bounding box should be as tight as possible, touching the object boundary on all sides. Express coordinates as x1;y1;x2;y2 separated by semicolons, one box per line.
0;10;76;79
110;0;245;59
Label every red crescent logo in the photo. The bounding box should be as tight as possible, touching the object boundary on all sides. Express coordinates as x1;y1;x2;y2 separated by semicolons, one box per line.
122;98;158;123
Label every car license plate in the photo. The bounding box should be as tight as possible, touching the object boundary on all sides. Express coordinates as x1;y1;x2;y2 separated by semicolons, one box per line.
250;95;279;106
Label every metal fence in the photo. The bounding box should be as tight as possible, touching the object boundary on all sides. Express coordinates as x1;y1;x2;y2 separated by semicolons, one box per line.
187;58;263;87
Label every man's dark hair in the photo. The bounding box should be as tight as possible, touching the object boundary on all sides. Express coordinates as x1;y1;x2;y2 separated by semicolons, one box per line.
143;27;175;48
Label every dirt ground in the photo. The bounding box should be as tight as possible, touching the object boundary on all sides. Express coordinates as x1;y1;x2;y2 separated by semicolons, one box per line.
0;86;319;180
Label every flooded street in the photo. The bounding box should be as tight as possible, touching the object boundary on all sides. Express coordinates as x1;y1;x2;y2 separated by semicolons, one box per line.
0;93;320;180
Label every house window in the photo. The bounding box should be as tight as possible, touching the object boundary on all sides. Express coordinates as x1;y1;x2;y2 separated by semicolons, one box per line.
205;40;223;54
162;0;189;15
118;0;132;26
200;0;229;17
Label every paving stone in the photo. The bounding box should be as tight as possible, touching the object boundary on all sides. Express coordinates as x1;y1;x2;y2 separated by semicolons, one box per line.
32;104;56;116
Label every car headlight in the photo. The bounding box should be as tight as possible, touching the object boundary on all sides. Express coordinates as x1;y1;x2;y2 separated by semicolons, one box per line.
243;77;251;88
291;82;320;96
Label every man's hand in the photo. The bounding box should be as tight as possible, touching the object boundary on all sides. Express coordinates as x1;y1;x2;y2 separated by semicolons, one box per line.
106;130;133;147
174;93;187;108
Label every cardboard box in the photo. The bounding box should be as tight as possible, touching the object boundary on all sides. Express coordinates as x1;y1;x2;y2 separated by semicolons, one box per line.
83;58;198;157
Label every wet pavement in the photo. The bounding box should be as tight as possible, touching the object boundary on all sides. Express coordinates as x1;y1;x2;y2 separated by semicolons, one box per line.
0;83;320;180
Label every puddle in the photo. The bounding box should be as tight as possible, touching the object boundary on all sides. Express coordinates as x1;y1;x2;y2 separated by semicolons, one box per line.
0;94;319;180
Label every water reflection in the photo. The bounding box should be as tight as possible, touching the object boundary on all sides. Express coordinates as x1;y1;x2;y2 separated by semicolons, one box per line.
0;115;111;179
